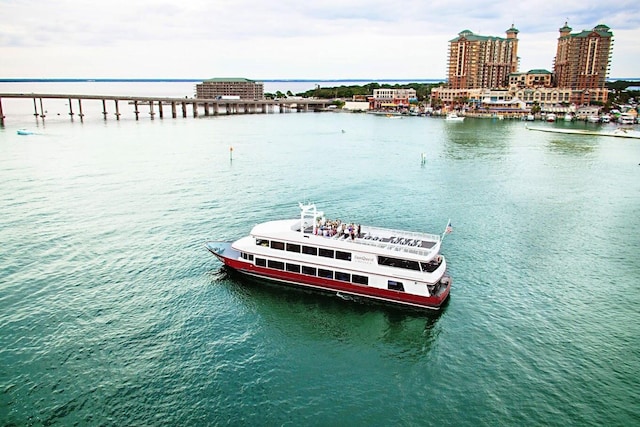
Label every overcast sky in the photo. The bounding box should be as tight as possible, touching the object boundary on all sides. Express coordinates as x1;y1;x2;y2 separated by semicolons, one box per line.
1;0;639;80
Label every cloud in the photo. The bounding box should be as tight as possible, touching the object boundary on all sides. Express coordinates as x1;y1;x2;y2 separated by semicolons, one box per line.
0;0;638;78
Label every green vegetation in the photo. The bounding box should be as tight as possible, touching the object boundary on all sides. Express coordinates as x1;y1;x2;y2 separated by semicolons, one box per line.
606;80;640;106
265;81;445;101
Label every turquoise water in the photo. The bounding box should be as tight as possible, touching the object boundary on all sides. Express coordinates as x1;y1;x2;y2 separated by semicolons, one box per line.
1;86;640;425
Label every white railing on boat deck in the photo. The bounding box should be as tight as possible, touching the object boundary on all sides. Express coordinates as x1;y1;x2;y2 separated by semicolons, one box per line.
348;225;441;258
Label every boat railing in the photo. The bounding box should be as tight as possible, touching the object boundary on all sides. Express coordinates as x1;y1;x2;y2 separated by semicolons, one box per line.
354;226;441;257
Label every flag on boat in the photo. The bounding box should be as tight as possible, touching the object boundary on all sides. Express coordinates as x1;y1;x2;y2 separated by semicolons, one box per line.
445;221;453;234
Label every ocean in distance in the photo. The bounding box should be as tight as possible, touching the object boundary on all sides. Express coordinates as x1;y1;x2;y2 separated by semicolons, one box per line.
1;81;639;426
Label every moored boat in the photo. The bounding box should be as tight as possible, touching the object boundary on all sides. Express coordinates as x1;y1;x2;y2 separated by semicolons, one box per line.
545;113;557;122
445;113;464;122
205;203;452;310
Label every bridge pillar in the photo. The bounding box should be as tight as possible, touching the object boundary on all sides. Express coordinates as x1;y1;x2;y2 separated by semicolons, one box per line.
114;99;121;120
181;102;187;118
192;102;198;117
158;101;163;119
78;99;84;120
171;102;177;118
68;98;74;117
134;101;139;120
102;99;108;120
149;101;155;119
204;102;209;116
39;98;46;119
0;98;4;125
214;103;219;115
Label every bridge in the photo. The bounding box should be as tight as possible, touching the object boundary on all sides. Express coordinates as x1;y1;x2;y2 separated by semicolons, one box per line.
0;93;331;124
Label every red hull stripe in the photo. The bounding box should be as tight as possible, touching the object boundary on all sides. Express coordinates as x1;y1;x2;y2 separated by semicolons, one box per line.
220;254;450;309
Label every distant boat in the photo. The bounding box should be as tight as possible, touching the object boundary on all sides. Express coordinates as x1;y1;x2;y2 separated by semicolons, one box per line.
618;114;635;125
587;115;601;123
545;113;557;122
17;129;33;135
445;113;464;122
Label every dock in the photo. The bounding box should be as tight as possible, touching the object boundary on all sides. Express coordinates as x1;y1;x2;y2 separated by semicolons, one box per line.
0;93;330;124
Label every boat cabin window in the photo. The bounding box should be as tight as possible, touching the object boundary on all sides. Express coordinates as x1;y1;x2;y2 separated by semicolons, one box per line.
335;271;350;282
335;251;352;261
286;243;301;253
352;274;369;285
270;241;285;250
302;266;316;276
268;260;285;270
318;269;333;279
318;248;334;258
388;281;405;292
421;261;440;273
256;239;269;247
255;258;266;267
302;245;317;256
286;263;300;273
241;252;254;261
378;256;420;271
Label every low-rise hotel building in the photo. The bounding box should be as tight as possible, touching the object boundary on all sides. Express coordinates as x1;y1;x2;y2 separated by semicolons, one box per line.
371;88;417;109
195;78;264;100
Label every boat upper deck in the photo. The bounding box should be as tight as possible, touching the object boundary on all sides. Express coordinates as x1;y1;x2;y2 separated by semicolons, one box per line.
249;204;444;260
300;222;441;258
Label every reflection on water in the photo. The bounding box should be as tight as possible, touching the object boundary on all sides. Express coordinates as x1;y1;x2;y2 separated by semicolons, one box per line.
442;119;511;159
211;266;443;356
547;136;597;154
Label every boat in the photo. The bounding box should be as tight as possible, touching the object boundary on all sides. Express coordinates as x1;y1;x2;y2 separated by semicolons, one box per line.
545;113;557;122
525;125;640;139
16;129;34;135
205;203;452;310
587;115;601;123
445;113;464;122
600;114;611;123
618;114;635;125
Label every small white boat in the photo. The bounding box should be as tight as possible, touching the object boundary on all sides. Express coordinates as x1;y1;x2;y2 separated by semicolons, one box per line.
445;113;464;122
600;114;611;123
587;115;601;123
618;114;635;125
545;113;557;122
564;114;574;122
17;129;34;135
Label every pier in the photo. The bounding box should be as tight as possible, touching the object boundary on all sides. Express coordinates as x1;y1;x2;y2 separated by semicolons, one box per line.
0;93;330;124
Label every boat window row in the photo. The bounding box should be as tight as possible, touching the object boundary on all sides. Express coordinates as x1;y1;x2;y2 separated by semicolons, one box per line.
253;256;368;285
256;239;352;261
378;255;442;273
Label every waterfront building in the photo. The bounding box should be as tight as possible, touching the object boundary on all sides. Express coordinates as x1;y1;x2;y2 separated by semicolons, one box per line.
509;69;553;89
446;26;520;90
553;23;613;104
371;88;417;109
195;78;264;100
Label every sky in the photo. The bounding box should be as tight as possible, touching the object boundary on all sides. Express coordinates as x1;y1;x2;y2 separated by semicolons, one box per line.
1;0;639;80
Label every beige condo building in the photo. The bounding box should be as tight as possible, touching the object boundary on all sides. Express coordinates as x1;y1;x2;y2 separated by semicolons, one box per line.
195;78;264;100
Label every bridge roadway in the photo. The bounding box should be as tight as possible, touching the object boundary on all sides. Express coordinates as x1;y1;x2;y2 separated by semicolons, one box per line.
0;93;330;123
